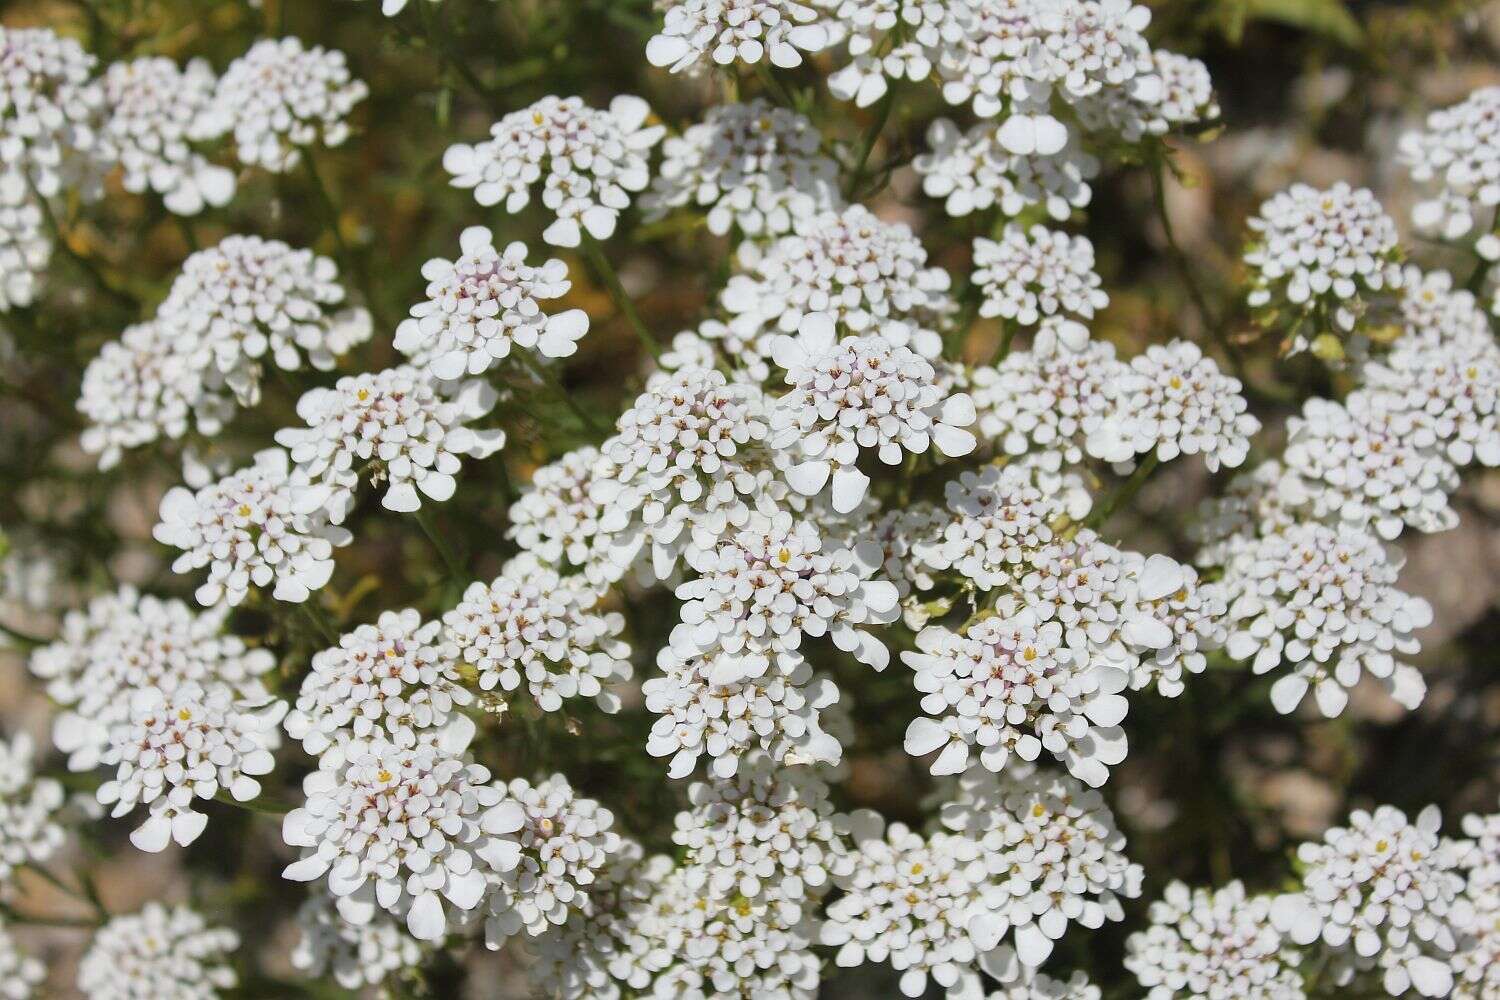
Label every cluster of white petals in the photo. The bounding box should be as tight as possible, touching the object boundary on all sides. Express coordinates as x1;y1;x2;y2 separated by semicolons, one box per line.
1452;801;1500;999
0;920;43;1000
213;37;368;173
644;99;840;237
291;889;424;992
824;0;974;108
78;903;239;1000
1400;86;1500;247
0;193;50;312
505;445;618;582
153;448;351;607
916;118;1099;221
647;0;833;73
0;733;66;884
444;95;663;246
972;224;1108;327
0;26;106;201
971;340;1125;465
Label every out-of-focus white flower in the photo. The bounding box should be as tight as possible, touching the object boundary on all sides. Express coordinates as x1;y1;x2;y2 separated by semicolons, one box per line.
98;681;285;852
1281;394;1459;540
1126;880;1306;999
285;608;472;766
675;509;900;672
1244;182;1403;341
1222;522;1432;717
282;740;521;942
213;37;368;173
0;920;44;1000
943;765;1144;970
0;193;50;312
646;0;833;73
100;57;234;215
902;605;1130;786
1451;800;1500;1000
506;446;620;583
78;320;237;471
1271;805;1462;998
769;326;976;512
157;235;372;405
394;226;588;379
1074;49;1217;142
441;554;631;714
78;903;239;1000
972;224;1108;327
723;204;955;358
1400;86;1500;246
645;644;843;778
916;118;1099;222
1086;339;1260;471
153;448;350;607
291;889;424;992
0;733;66;886
29;587;275;772
673;755;851;917
276;367;504;520
985;970;1102;1000
443;95;662;247
822;811;987;998
644;100;840;237
0;26;107;202
1191;459;1303;569
483;774;624;945
971;339;1128;466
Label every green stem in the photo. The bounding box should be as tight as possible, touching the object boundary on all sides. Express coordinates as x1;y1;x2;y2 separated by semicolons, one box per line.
581;233;662;360
517;351;607;436
414;506;466;582
299;600;340;647
175;213;201;253
991;322;1017;365
844;84;899;200
1086;452;1161;529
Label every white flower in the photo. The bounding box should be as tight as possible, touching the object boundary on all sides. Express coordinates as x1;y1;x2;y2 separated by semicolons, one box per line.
1271;804;1463;998
282;740;520;942
0;26;107;202
1451;801;1500;1000
285;608;472;765
275;366;504;520
769;326;976;512
291;889;424;992
1086;339;1260;471
644;100;840;238
1190;459;1303;569
153;448;351;607
1244;182;1403;341
1222;521;1432;717
673;755;851;917
97;681;285;852
440;554;631;713
483;774;625;944
213;37;368;173
592;366;773;578
1115;553;1228;698
1281;394;1459;540
646;0;833;73
971;339;1128;465
394;226;588;380
1395;267;1493;351
78;320;237;471
0;192;50;312
917;117;1100;222
506;445;620;583
157;234;372;405
100;57;234;215
29;586;275;771
822;812;987;999
0;920;44;1000
902;605;1130;786
443;95;663;247
973;224;1108;327
1074;48;1217;142
0;733;66;886
986;970;1102;1000
825;0;975;108
856;501;948;598
1400;86;1500;244
675;509;900;672
645;644;843;778
1126;881;1306;1000
78;903;239;1000
723;203;955;358
944;765;1144;970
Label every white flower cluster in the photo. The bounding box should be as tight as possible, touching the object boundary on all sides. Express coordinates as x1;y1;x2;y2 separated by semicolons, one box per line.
647;0;833;73
1401;86;1500;248
153;448;351;607
29;586;274;771
98;680;285;852
0;921;43;1000
1452;801;1500;1000
0;26;107;201
291;889;424;992
444;95;663;247
0;733;66;885
213;37;367;173
972;224;1108;328
0;193;50;312
644;99;841;237
916;116;1100;222
99;57;234;215
394;225;589;379
971;339;1125;465
275;367;504;518
1244;182;1403;343
1271;804;1464;998
505;445;618;583
1126;880;1306;999
78;903;239;1000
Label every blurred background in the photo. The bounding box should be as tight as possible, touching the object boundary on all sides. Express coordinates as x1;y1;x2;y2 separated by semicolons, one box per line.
2;0;1499;995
